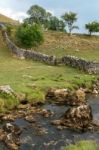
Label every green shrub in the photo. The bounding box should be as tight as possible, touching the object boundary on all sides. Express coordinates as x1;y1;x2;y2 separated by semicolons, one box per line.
16;23;44;49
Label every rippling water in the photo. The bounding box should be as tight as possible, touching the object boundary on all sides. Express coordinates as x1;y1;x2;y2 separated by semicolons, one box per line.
19;95;99;150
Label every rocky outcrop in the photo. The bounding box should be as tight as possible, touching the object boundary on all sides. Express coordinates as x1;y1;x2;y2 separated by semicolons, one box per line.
46;88;86;106
52;105;93;131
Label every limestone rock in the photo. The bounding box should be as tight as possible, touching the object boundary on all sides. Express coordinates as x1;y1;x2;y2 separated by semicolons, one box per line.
60;105;93;131
0;85;14;96
52;105;93;131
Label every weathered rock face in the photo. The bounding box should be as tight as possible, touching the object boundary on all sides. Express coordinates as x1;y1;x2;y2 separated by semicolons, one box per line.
46;88;86;106
52;105;93;131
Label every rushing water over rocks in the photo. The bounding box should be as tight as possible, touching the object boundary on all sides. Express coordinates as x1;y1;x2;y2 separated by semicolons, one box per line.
1;95;99;150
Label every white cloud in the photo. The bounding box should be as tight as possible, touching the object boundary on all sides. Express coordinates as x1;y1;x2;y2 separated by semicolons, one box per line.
0;7;28;22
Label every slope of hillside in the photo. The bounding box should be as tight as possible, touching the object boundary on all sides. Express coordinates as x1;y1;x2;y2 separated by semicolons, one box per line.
0;13;19;24
11;29;99;61
33;31;99;61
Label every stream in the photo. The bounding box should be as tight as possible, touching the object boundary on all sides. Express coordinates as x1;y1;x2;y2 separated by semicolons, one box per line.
1;95;99;150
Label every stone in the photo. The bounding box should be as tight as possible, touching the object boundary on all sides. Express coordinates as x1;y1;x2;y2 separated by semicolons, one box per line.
16;93;26;103
60;105;93;131
92;89;98;94
25;115;36;123
52;105;93;131
1;114;15;121
3;123;21;135
0;85;15;96
41;109;54;117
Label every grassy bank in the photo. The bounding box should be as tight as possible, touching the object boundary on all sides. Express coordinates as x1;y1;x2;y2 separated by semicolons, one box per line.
63;140;99;150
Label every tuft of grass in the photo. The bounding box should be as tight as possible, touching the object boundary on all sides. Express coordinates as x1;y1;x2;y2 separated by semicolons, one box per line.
62;140;99;150
0;94;19;112
26;88;45;104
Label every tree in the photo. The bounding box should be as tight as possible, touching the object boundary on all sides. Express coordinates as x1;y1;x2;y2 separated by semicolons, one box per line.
27;5;47;25
48;16;65;31
58;20;66;31
26;5;65;31
16;23;44;49
85;21;99;35
61;12;78;35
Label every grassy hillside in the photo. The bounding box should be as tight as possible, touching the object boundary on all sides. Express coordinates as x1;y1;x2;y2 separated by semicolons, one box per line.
0;31;98;102
35;31;99;61
12;29;99;61
0;13;19;24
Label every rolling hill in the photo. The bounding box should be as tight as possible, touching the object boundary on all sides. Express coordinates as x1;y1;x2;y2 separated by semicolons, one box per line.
0;13;19;25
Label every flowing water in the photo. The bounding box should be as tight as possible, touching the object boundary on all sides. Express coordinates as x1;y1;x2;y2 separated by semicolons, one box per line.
1;95;99;150
20;95;99;150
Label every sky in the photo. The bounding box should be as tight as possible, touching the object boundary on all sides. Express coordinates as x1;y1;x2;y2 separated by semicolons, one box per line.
0;0;99;33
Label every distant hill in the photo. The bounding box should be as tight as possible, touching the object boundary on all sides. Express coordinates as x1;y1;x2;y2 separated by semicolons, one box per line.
0;13;19;25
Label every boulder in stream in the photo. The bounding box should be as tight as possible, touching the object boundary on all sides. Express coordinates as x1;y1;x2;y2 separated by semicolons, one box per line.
52;104;93;131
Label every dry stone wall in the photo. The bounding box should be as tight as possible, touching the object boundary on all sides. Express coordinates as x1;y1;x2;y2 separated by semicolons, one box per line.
2;31;99;74
61;56;99;74
3;31;58;65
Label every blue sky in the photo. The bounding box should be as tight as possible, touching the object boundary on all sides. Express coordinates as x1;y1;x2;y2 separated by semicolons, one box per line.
0;0;99;33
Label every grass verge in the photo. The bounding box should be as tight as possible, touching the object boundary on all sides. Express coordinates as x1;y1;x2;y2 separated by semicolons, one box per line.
62;140;99;150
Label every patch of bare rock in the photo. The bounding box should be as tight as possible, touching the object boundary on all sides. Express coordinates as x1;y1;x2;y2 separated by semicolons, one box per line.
0;85;15;96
